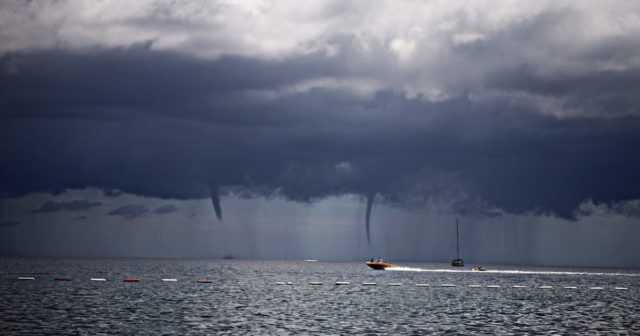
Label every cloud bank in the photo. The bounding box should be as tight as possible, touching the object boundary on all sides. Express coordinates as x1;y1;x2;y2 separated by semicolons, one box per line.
153;204;178;215
27;200;102;213
108;205;150;220
1;0;639;224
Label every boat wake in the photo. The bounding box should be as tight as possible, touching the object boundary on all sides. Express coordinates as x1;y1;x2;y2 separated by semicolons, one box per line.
387;266;430;272
386;266;640;277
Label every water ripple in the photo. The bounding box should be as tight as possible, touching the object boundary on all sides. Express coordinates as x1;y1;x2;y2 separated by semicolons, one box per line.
1;258;639;334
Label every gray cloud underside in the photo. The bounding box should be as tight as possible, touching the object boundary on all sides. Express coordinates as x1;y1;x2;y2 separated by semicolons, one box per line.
27;200;102;213
153;204;178;215
107;205;150;220
1;1;640;219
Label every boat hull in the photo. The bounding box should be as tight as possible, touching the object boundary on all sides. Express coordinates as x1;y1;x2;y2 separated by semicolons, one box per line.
366;261;395;270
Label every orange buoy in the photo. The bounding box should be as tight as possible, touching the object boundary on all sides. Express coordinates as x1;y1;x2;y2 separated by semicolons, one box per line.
123;277;141;283
54;277;71;281
196;279;212;284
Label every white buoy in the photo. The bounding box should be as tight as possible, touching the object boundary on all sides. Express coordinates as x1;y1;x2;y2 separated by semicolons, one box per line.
161;279;177;282
415;283;430;287
275;282;286;285
563;286;577;289
362;282;377;286
441;284;456;287
286;282;294;285
512;285;526;288
590;287;604;290
308;281;323;285
335;281;350;285
615;287;628;290
18;277;35;280
468;284;482;288
540;285;553;289
388;283;402;286
486;285;500;288
90;278;107;282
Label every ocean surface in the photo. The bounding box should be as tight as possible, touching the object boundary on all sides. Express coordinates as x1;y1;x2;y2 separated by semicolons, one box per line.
1;257;639;335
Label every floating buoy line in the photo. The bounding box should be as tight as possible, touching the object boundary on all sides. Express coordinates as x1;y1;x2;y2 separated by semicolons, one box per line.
9;276;635;292
13;276;213;283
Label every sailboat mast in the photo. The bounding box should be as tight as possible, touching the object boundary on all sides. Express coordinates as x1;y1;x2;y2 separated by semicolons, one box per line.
456;217;460;259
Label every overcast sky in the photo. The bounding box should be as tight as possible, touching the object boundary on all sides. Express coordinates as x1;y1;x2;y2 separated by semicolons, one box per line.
1;0;640;267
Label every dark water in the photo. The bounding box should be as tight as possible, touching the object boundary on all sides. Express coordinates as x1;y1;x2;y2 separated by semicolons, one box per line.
1;258;640;335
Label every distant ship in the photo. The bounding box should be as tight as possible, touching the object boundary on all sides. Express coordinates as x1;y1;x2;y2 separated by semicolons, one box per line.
366;259;396;270
451;217;464;267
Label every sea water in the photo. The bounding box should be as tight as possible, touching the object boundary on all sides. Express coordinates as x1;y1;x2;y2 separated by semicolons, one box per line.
1;257;639;334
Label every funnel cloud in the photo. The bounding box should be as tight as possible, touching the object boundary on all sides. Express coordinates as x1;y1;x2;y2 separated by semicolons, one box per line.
209;187;223;222
365;193;375;246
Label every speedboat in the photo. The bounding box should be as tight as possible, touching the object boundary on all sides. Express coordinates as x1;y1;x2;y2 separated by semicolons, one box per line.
366;260;395;270
472;266;486;272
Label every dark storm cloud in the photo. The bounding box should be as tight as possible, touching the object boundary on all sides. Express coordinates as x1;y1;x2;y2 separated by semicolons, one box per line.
0;220;21;228
0;47;342;123
0;47;639;220
153;204;178;215
1;1;640;223
108;205;150;220
27;200;102;214
485;65;640;118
